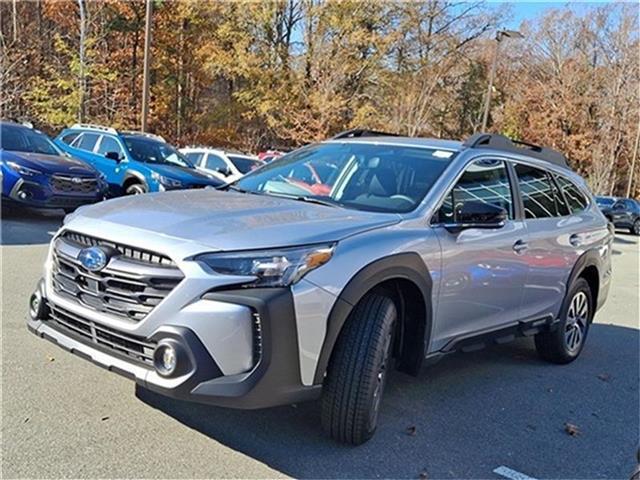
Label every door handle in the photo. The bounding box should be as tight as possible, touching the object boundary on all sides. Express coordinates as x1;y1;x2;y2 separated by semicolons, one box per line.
569;234;582;247
513;239;528;254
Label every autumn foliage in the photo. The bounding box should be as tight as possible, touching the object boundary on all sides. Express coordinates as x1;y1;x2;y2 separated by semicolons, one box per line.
1;0;638;196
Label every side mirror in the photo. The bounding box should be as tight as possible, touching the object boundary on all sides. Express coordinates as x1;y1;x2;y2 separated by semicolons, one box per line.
216;166;231;176
448;201;507;230
105;151;121;162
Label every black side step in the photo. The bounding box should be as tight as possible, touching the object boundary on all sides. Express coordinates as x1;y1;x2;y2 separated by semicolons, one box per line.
440;315;556;354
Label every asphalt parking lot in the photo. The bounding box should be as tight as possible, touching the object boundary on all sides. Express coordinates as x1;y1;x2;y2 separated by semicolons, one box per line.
2;206;638;479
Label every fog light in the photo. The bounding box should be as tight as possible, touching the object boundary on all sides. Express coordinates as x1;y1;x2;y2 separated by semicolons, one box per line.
29;291;41;319
153;342;178;377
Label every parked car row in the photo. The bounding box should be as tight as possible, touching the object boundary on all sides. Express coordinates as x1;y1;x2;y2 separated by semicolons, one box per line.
1;121;265;211
595;195;640;235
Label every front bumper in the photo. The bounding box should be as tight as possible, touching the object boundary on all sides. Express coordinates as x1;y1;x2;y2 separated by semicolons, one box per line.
5;177;106;209
28;281;321;409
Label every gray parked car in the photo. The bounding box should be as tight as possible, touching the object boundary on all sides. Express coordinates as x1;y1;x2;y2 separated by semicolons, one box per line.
28;131;612;445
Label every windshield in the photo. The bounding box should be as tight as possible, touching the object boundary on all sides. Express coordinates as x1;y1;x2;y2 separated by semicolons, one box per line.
235;142;456;213
123;136;194;168
0;124;61;156
228;155;262;174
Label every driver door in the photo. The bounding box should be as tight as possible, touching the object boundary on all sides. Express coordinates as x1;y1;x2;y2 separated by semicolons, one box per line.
431;158;529;349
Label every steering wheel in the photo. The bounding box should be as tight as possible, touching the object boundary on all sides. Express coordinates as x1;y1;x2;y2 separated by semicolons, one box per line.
389;194;415;206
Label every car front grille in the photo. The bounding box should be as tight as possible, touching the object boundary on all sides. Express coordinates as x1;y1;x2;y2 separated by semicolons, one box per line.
50;175;98;194
51;232;183;322
48;302;156;366
62;231;175;266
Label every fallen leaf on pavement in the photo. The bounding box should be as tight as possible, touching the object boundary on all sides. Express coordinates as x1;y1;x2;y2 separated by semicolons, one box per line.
47;356;55;362
406;425;417;436
597;373;611;382
101;416;110;421
418;471;428;479
23;417;29;423
564;423;580;436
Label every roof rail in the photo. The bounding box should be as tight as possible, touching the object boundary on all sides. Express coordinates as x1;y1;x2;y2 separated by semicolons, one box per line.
463;133;568;168
120;130;166;143
332;128;399;140
70;123;118;134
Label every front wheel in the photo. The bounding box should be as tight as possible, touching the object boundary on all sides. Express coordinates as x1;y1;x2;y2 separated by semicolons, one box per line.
125;183;147;195
630;219;640;236
535;278;593;364
321;292;397;445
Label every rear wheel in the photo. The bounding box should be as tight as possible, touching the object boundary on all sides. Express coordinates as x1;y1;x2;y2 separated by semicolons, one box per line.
321;292;397;445
631;219;640;236
125;183;147;195
535;278;593;364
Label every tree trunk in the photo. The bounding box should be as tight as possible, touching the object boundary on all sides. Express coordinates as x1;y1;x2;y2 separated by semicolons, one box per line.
626;119;640;198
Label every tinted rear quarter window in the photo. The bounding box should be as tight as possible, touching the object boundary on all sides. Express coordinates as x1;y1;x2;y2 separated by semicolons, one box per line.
61;132;79;145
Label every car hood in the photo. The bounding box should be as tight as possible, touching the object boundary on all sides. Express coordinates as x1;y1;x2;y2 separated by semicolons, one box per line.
72;189;401;251
147;163;220;185
1;151;97;176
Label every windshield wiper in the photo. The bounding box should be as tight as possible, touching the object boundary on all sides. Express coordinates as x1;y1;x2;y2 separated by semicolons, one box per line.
265;192;340;208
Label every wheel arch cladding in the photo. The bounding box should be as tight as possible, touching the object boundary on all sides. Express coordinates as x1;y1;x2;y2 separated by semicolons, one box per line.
313;252;432;384
568;250;601;314
123;171;147;189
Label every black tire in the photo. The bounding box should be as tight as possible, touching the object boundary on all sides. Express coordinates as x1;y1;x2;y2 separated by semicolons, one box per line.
125;182;147;195
630;219;640;236
321;292;397;445
535;277;593;364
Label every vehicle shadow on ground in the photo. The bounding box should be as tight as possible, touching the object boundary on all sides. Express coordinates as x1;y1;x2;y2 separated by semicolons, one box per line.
137;323;639;479
0;206;64;246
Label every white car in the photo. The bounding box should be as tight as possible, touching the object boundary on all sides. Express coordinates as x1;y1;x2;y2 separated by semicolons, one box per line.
180;147;263;183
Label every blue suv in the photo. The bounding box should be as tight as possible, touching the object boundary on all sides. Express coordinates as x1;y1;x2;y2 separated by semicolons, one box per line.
54;124;222;196
1;121;107;212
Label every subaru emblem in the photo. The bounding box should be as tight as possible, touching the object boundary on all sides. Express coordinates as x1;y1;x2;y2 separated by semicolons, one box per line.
72;177;82;184
78;246;109;272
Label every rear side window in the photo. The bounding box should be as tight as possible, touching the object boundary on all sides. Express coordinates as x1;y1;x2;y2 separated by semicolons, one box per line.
555;175;589;214
60;132;79;145
514;164;564;219
185;152;204;165
436;159;514;223
74;133;99;152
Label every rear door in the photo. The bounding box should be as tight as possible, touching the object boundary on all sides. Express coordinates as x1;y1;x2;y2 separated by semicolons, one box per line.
513;164;588;322
431;158;529;347
66;132;101;166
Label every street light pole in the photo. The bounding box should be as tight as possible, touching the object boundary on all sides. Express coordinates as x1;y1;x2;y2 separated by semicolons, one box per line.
480;29;524;132
141;0;153;132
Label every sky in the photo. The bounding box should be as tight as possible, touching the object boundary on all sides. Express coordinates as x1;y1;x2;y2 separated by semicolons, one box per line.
490;1;625;28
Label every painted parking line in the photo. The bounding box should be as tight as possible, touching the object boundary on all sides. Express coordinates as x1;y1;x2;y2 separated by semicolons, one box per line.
493;465;539;480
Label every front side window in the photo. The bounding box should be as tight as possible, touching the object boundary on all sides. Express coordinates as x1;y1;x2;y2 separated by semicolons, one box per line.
555;175;589;214
436;159;514;223
122;136;193;168
0;125;61;156
96;135;124;157
515;164;564;219
235;142;456;213
204;154;228;172
228;155;262;174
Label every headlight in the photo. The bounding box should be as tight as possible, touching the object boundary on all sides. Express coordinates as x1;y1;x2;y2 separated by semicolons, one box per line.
151;171;183;188
196;244;335;287
6;161;42;177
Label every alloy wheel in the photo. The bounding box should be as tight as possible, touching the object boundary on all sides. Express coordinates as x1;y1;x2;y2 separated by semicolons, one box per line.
565;291;588;353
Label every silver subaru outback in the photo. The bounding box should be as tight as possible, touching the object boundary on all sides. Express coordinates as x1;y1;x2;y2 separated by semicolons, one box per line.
28;131;612;445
